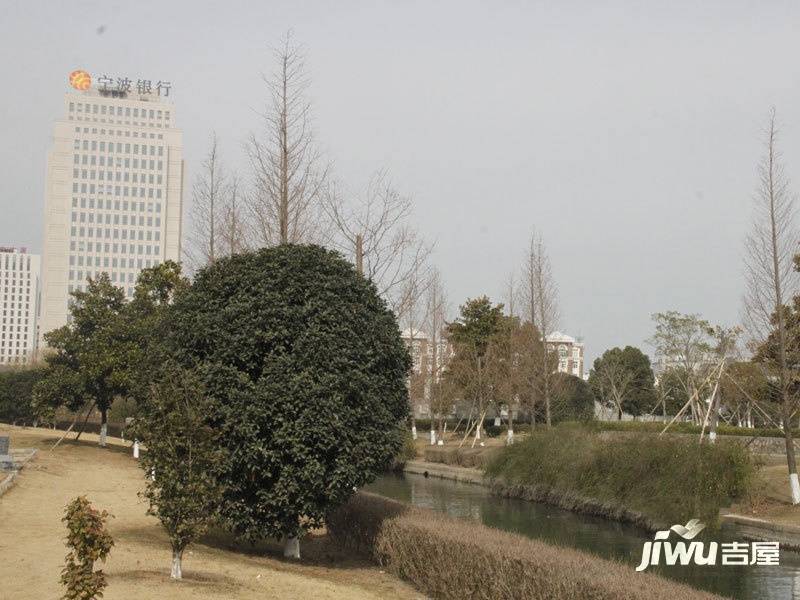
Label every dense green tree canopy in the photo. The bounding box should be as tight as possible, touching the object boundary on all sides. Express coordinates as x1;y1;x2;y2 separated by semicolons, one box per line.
31;262;186;442
551;373;595;423
33;274;128;442
0;366;48;425
447;296;505;357
167;244;410;543
589;346;656;419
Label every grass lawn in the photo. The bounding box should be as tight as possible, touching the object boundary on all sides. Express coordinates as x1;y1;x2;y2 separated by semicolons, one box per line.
730;454;800;525
0;426;423;600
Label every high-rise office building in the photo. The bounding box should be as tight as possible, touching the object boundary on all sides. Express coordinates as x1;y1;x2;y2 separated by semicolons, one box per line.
0;247;41;365
39;72;184;342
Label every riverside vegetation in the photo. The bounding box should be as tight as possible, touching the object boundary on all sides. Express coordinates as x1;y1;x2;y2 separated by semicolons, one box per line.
484;426;756;527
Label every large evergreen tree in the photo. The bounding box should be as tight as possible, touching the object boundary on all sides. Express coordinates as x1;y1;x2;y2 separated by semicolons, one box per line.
167;244;410;557
589;346;656;419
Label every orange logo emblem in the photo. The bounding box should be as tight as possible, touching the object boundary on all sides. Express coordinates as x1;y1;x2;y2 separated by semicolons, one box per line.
69;70;91;91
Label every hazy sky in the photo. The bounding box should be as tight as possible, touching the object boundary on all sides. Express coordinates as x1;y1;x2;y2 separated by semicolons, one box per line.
3;0;800;365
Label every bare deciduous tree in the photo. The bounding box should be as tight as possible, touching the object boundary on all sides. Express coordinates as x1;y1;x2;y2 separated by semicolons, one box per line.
187;133;225;269
402;266;430;441
324;170;432;320
743;108;800;503
425;269;450;440
649;311;715;424
219;173;249;257
519;231;560;427
247;32;329;246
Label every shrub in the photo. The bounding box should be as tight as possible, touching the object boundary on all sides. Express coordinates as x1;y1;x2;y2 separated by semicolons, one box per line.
486;426;755;527
327;492;721;600
578;419;786;439
423;446;500;469
60;496;114;600
392;428;418;468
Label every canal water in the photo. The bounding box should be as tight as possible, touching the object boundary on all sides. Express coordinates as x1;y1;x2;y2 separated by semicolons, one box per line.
365;472;800;600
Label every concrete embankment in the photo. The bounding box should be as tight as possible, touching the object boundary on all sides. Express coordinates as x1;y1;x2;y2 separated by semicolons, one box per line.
720;513;800;549
402;459;485;485
403;458;662;531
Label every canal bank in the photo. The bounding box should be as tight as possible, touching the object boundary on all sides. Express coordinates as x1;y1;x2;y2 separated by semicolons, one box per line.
369;468;800;600
403;459;800;548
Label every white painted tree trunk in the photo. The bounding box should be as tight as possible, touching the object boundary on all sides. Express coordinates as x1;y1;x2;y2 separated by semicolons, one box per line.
133;440;140;459
171;550;183;579
791;473;800;505
99;423;107;447
284;536;300;559
411;425;417;440
475;426;481;441
430;429;436;445
507;429;514;445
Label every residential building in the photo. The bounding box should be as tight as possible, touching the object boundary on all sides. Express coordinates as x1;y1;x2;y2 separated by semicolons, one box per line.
546;331;585;379
401;328;454;418
0;247;41;365
39;72;184;343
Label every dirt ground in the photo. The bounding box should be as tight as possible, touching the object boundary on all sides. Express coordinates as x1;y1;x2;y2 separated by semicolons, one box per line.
0;426;423;600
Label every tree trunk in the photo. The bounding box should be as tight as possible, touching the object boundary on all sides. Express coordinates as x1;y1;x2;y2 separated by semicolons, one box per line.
507;407;514;445
284;535;300;559
99;409;108;447
171;549;183;579
708;386;721;444
429;428;436;445
471;411;486;448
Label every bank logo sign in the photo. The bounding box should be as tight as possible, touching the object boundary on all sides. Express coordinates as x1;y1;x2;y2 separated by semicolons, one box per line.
636;519;780;571
69;70;91;91
67;70;172;96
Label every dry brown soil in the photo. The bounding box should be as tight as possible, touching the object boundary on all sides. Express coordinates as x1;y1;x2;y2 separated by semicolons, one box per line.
0;425;424;600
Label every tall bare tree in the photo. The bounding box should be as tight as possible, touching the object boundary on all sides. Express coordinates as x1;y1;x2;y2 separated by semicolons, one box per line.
187;133;225;269
520;231;560;427
324;171;432;320
504;272;517;318
247;32;329;246
219;173;248;257
402;266;430;441
425;269;450;440
743;108;800;503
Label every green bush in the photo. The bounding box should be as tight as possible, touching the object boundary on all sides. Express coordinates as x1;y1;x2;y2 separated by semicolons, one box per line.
486;425;755;527
392;428;418;468
326;492;721;600
60;496;114;600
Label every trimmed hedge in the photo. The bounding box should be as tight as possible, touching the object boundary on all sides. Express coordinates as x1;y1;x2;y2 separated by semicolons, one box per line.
578;419;785;439
326;492;722;600
486;426;755;527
